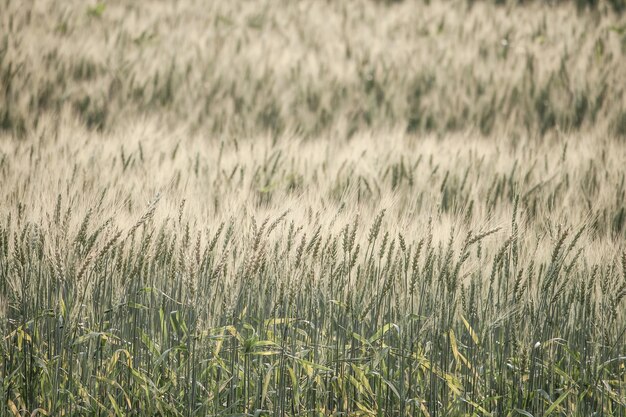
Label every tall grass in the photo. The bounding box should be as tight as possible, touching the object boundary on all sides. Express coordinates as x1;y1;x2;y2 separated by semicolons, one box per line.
1;0;625;415
0;122;624;415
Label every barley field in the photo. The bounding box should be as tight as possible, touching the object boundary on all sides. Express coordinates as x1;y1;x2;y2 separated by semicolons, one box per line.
1;0;625;416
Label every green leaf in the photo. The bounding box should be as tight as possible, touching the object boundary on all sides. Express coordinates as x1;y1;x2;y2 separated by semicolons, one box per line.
544;389;571;416
513;409;534;417
369;322;399;343
107;393;123;417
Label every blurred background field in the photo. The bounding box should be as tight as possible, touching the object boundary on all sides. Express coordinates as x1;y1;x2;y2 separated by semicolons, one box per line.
1;0;626;138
